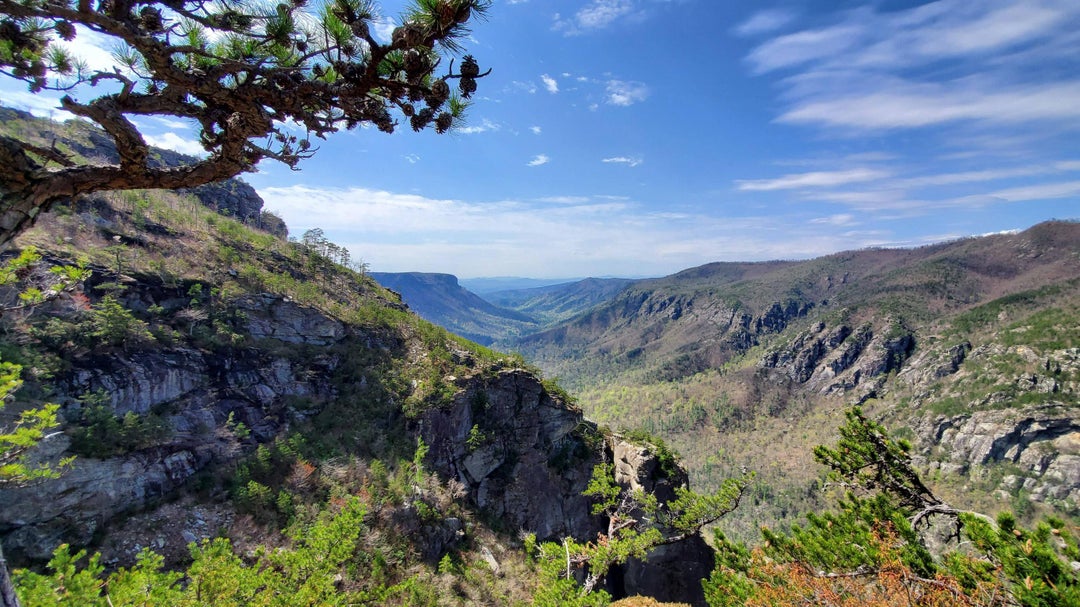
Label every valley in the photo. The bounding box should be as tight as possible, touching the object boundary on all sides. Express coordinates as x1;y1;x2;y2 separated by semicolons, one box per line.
381;222;1080;541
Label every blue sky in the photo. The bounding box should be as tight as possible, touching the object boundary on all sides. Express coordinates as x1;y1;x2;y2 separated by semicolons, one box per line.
4;0;1080;278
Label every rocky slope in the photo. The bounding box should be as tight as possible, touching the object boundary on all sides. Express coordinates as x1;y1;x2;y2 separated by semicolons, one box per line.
0;188;716;604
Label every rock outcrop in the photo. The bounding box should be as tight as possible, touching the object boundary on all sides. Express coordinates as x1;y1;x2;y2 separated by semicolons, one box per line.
418;369;601;541
913;404;1080;507
759;319;915;397
418;370;716;605
0;290;345;561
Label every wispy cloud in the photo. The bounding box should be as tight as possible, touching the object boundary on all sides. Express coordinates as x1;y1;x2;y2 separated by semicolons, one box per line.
456;118;501;135
605;80;649;106
602;156;643;167
527;154;550;167
811;214;857;226
541;74;559;94
779;81;1080;130
530;126;542;135
737;154;1080;214
735;9;796;37
746;0;1080;133
990;180;1080;201
737;168;890;191
555;0;636;34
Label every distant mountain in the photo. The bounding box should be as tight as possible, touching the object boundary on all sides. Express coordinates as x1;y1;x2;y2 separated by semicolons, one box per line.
370;272;539;345
458;276;586;294
484;277;635;326
507;220;1080;539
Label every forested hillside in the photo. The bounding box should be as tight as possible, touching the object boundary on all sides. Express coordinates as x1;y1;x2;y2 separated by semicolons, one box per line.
510;221;1080;539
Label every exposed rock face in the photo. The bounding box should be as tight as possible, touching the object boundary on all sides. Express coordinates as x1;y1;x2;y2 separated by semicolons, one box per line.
610;438;714;606
759;320;915;397
418;371;716;605
237;293;346;346
913;405;1080;507
0;291;342;561
418;369;602;541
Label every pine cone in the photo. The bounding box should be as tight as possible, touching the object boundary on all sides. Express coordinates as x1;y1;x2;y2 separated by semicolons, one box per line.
460;55;479;78
140;7;164;32
392;22;425;49
426;79;450;108
403;49;429;78
410;107;436;131
459;77;476;98
55;21;76;41
435;112;453;134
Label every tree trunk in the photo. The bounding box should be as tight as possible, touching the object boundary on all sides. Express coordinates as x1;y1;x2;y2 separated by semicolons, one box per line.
0;544;20;607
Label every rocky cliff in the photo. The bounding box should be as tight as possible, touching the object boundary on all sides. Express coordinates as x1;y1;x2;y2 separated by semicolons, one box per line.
0;251;715;603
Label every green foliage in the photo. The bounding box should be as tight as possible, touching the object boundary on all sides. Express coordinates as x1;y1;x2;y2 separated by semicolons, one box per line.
583;463;622;515
86;295;155;348
0;357;72;485
954;512;1080;606
812;406;939;514
706;407;1080;607
15;496;407;606
67;392;169;459
558;459;751;598
229;438;309;526
225;411;250;440
465;424;489;452
621;428;680;479
531;539;613;607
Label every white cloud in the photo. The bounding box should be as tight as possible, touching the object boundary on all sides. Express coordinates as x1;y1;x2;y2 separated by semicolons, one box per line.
555;0;635;33
746;0;1080;136
811;214;857;226
541;74;559;94
144;132;205;156
747;24;863;73
602;156;643;167
257;185;900;277
456;118;500;135
0;87;72;119
737;168;890;191
527;154;550;167
60;25;122;73
735;9;796;37
536;196;591;204
779;81;1080;130
990;180;1080;201
508;81;538;95
605;80;649;106
530;126;542;135
372;15;396;43
897;165;1051;188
